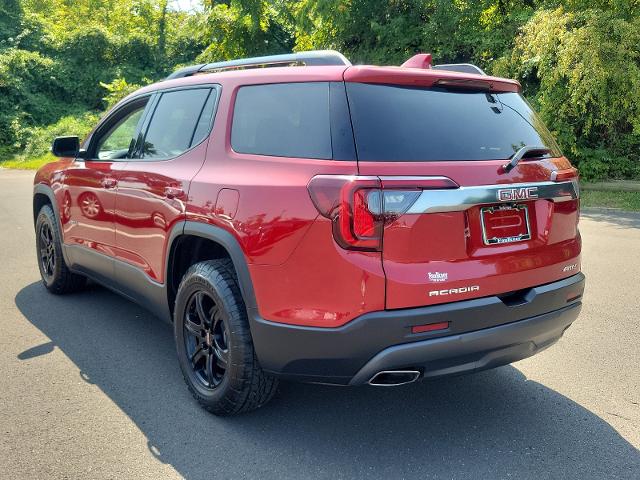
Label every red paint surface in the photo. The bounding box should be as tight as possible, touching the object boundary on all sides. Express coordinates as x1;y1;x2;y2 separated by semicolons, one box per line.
34;64;581;328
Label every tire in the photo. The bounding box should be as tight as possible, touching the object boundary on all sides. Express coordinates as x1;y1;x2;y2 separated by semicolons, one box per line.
174;259;278;416
35;204;86;294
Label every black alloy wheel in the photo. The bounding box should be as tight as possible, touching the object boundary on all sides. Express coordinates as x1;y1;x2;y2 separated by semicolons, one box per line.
174;259;278;415
183;291;230;389
38;222;56;281
35;204;86;294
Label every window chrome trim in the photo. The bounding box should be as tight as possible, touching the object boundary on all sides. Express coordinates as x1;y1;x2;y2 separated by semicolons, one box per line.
405;181;578;214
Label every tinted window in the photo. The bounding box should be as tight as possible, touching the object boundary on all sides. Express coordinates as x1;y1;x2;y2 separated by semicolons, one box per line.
191;90;217;147
231;82;331;159
346;83;561;162
141;88;211;160
95;103;146;160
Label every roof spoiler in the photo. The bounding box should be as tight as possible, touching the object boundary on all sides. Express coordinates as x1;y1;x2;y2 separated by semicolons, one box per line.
165;50;352;80
401;53;486;75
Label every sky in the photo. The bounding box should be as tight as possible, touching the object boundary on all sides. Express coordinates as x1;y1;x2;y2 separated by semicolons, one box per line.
170;0;202;12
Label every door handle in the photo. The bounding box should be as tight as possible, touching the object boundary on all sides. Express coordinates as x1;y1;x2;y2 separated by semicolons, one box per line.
164;186;184;199
101;178;117;189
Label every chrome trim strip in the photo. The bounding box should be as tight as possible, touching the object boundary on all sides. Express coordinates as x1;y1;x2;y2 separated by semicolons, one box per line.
378;175;454;183
406;181;578;214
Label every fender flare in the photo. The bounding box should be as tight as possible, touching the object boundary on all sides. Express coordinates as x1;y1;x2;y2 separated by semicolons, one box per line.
33;183;73;266
166;221;258;311
33;183;59;225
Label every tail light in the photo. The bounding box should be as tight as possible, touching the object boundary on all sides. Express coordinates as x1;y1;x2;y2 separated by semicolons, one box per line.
551;166;580;194
307;175;458;251
551;167;580;224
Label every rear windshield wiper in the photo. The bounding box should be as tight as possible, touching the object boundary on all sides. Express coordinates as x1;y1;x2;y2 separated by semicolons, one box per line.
502;145;551;173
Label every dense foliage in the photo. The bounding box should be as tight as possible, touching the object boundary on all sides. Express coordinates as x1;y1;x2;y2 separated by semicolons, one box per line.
1;0;638;179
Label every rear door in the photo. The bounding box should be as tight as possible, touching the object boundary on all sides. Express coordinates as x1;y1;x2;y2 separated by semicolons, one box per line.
114;86;219;285
345;81;580;310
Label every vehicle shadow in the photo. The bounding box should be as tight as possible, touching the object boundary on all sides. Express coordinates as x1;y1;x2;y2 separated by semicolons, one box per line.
581;209;640;229
15;282;640;480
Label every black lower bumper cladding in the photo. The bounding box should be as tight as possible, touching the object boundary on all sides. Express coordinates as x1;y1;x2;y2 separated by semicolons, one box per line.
249;273;585;385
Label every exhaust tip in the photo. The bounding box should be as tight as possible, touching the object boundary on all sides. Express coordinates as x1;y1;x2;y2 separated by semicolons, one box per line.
368;370;421;387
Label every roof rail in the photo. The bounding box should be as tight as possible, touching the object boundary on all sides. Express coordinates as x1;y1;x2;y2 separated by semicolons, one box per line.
431;63;486;75
165;50;351;80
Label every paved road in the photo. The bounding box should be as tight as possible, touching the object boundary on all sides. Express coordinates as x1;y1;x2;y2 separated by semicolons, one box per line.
0;169;638;479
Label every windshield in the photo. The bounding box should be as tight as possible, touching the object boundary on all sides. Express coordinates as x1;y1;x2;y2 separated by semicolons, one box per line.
346;83;561;162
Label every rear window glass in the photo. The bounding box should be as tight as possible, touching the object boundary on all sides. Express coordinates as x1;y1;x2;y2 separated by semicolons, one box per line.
346;83;561;162
231;82;332;159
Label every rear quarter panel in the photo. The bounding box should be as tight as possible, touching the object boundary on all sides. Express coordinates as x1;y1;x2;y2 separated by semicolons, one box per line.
187;73;386;327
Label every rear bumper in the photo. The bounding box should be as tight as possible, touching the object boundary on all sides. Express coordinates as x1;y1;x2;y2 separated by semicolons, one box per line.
249;273;585;385
348;300;580;385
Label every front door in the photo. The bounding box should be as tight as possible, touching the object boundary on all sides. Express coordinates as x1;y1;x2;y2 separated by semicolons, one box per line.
62;97;150;279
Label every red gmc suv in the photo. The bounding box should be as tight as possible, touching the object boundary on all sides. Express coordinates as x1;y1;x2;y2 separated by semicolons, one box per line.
33;50;585;415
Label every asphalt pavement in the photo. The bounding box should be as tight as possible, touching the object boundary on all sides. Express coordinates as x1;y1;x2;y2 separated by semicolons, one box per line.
0;169;638;479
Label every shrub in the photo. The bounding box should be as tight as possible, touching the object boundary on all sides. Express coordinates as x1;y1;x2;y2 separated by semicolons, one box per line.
493;7;640;180
0;48;66;155
100;78;145;110
18;111;101;159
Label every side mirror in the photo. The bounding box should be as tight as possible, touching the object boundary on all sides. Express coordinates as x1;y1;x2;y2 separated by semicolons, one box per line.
51;136;80;157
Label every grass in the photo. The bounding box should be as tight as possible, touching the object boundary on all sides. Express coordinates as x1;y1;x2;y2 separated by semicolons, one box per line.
0;153;56;170
580;189;640;211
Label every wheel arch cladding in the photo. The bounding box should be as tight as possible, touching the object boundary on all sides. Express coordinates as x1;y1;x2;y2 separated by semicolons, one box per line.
33;185;56;225
166;221;258;316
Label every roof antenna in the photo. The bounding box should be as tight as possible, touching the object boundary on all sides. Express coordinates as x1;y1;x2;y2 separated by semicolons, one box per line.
401;54;432;69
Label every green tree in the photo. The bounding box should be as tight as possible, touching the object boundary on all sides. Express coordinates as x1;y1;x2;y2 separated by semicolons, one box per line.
2;0;640;179
494;6;640;179
293;0;539;67
0;0;23;47
197;0;293;62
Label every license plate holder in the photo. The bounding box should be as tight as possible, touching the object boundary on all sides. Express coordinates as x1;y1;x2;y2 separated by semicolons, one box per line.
480;204;531;245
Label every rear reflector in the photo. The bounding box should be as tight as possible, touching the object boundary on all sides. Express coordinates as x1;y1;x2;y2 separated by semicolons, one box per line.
411;321;449;334
566;292;582;303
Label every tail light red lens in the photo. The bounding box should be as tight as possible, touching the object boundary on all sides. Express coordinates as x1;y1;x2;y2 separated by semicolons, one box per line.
353;189;377;238
333;177;383;251
307;175;458;252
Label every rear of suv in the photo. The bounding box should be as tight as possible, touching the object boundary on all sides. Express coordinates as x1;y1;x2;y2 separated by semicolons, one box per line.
33;50;584;415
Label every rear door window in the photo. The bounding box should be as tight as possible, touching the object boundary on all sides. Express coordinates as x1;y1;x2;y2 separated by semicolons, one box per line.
140;88;215;160
191;91;218;147
345;83;561;162
231;82;332;159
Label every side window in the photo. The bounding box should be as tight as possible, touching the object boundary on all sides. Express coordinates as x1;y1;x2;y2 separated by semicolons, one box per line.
141;88;213;160
231;82;332;159
95;101;147;160
191;90;218;147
